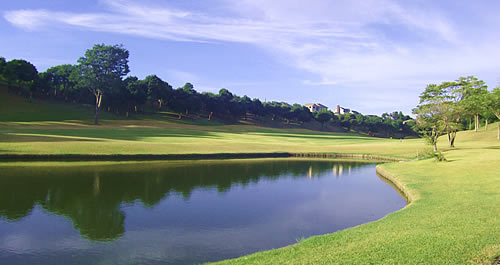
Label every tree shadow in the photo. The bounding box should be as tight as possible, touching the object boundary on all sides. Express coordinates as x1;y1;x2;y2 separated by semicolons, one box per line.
250;132;381;141
0;133;104;142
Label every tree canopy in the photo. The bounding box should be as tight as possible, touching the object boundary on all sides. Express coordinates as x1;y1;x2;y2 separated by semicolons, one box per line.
77;44;130;124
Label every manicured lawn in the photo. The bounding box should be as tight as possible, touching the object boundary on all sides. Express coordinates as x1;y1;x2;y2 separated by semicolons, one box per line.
211;126;500;265
0;87;425;158
0;120;426;158
1;87;499;264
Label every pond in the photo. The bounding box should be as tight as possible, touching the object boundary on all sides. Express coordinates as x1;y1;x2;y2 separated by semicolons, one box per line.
0;159;406;264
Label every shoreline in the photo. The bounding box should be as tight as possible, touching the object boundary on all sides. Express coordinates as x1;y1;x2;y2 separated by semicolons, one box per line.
0;152;409;162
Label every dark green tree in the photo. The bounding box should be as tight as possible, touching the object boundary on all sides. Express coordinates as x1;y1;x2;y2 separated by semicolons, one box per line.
314;109;333;129
43;64;79;100
0;57;6;78
124;76;147;113
144;75;173;110
4;59;38;98
78;44;130;125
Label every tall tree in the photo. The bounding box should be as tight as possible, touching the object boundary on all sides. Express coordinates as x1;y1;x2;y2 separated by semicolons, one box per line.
124;76;147;113
414;84;448;151
487;87;500;140
144;75;173;110
455;76;488;132
78;44;130;125
0;57;6;78
314;109;333;129
44;64;79;100
4;59;38;97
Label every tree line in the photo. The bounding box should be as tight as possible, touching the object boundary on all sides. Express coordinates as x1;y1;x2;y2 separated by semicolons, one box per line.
414;76;500;151
0;44;417;137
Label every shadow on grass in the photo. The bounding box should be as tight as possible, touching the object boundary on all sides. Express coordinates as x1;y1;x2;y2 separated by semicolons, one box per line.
2;129;222;142
252;132;381;141
0;134;103;142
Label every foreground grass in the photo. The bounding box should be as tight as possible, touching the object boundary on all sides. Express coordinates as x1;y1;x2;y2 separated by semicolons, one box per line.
211;126;500;265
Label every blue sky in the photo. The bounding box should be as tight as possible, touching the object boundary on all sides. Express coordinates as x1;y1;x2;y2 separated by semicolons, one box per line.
1;0;500;115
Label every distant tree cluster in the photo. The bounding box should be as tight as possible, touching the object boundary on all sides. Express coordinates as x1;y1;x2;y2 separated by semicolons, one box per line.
0;44;417;137
414;76;500;151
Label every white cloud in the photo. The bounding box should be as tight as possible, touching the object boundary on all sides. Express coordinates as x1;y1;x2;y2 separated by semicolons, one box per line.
4;0;500;113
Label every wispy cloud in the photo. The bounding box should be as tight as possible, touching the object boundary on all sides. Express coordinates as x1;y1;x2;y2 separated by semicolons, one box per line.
4;0;500;113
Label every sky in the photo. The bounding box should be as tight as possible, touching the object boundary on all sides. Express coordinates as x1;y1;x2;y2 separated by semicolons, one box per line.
1;0;500;115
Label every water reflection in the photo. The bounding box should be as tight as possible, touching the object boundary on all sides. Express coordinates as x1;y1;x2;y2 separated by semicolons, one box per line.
0;160;366;241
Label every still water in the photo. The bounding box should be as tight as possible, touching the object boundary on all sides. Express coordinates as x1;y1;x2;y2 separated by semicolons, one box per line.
0;159;405;264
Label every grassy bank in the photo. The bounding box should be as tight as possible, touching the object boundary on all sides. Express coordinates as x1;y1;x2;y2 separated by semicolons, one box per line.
211;126;500;265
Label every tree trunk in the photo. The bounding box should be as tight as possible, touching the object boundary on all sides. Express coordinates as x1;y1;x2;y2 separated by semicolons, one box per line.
94;92;102;125
498;123;500;140
208;112;213;121
474;114;480;132
433;142;437;152
449;130;456;147
485;119;488;130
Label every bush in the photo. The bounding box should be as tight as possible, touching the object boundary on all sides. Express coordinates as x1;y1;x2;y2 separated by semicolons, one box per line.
432;151;447;162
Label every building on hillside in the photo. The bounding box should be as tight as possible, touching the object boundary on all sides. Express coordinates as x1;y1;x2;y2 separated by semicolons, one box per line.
334;104;359;115
304;103;328;112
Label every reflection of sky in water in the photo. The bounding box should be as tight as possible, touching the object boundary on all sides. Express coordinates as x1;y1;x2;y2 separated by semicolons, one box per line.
0;160;405;265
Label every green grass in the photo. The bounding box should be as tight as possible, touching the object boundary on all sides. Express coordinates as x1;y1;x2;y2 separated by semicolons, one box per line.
1;86;499;264
0;87;422;158
0;86;426;158
210;126;500;265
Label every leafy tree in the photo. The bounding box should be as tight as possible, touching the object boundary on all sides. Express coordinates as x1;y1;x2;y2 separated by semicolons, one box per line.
124;76;147;113
291;104;312;123
169;83;200;119
263;101;281;121
4;59;38;97
414;78;481;148
414;103;443;152
200;92;220;120
414;84;448;151
78;44;130;125
143;75;173;110
314;109;333;129
43;64;79;100
201;92;223;120
487;87;500;140
455;76;488;132
0;57;6;78
229;96;247;119
249;98;265;117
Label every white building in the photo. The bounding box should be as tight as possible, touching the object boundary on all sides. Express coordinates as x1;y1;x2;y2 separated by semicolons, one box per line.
333;105;359;115
304;103;328;112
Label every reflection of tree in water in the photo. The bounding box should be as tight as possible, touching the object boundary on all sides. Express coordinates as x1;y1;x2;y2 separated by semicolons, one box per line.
0;160;370;241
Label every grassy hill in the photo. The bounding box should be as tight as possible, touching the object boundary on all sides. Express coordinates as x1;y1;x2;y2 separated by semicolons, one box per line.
0;87;425;158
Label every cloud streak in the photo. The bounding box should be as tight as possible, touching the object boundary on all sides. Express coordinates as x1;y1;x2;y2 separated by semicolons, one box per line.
4;0;500;113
